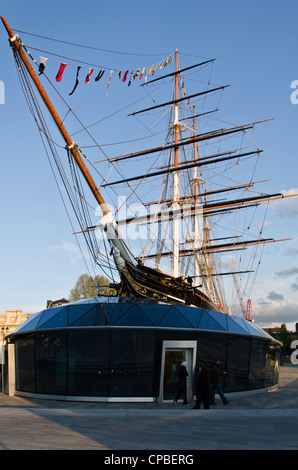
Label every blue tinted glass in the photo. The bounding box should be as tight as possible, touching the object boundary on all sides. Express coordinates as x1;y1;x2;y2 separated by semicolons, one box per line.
13;311;42;333
232;317;251;334
227;316;249;335
69;304;97;326
116;305;153;326
208;310;228;330
198;310;226;331
159;306;194;328
104;303;131;325
70;306;98;327
37;306;66;328
38;307;68;329
245;320;268;338
175;306;203;328
141;304;170;326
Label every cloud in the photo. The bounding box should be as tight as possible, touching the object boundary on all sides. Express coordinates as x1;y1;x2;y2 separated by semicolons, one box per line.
274;266;298;278
267;291;284;301
48;240;84;265
253;299;298;325
290;283;298;292
271;188;298;218
286;247;298;257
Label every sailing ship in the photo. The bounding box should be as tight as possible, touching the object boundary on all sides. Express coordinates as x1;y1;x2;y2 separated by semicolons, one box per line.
2;16;295;320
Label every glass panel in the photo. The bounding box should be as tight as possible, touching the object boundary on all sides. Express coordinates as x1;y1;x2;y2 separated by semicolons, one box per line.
69;305;99;326
37;306;66;328
159;307;193;328
264;342;279;387
35;331;67;395
198;311;226;331
207;310;228;330
248;339;267;390
104;303;133;325
110;329;156;397
68;329;110;396
225;336;250;392
116;305;153;326
12;311;41;334
38;307;68;329
227;316;249;335
163;349;184;400
141;304;170;326
15;334;35;393
196;332;227;368
175;306;203;328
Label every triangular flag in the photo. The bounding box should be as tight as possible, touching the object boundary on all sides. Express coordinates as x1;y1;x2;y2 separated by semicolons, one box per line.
128;70;134;86
95;69;105;81
69;66;81;96
55;62;67;82
85;68;94;84
133;68;140;79
38;57;48;75
122;70;129;82
106;70;113;95
140;67;145;80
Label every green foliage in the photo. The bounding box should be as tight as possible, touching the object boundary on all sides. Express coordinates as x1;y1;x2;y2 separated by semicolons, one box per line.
69;274;112;302
275;324;293;356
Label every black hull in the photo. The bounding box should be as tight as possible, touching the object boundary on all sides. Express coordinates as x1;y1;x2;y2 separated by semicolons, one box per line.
119;261;220;311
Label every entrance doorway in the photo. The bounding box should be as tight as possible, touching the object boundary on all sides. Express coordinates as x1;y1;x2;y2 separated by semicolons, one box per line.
159;340;197;403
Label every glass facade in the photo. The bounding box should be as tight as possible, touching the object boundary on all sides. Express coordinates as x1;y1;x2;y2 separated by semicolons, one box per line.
10;298;280;400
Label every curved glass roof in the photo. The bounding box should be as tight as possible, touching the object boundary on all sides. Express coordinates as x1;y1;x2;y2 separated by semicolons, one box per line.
10;297;273;340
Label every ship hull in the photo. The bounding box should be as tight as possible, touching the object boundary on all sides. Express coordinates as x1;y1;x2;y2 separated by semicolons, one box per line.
119;261;220;311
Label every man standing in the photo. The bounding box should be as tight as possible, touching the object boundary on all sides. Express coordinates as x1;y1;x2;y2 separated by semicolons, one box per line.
173;361;189;405
210;359;230;405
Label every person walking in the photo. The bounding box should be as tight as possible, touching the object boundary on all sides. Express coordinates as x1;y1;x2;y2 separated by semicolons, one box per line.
210;359;230;405
173;361;189;405
193;365;211;409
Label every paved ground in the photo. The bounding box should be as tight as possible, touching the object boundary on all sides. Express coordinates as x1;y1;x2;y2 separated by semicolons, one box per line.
0;364;297;450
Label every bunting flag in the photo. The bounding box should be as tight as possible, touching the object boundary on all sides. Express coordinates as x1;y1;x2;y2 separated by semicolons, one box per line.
106;70;113;95
95;69;105;81
37;52;175;96
69;66;81;96
133;68;140;80
122;70;129;82
56;62;67;82
85;68;94;84
139;67;145;80
128;70;134;86
38;57;48;75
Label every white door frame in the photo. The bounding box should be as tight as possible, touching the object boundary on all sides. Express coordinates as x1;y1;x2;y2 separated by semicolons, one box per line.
159;340;197;403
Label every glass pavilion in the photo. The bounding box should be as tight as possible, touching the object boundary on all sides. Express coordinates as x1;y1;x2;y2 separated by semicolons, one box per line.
4;297;280;402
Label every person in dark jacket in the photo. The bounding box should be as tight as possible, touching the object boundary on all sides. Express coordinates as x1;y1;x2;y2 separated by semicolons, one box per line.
173;361;189;405
193;366;211;409
210;359;230;405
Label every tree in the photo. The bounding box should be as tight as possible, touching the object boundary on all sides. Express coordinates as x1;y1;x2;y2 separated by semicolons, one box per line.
69;274;112;302
275;324;292;356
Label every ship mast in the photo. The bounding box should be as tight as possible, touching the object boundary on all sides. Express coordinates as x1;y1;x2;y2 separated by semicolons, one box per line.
172;49;180;277
1;15;137;269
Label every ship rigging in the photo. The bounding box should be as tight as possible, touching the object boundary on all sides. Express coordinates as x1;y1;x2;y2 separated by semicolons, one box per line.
2;15;296;318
